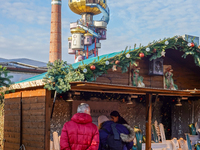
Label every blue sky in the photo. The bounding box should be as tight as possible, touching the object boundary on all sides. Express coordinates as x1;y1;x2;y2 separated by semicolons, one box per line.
0;0;200;64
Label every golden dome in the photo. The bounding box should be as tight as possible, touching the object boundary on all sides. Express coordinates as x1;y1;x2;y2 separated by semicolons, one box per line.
84;33;93;36
68;0;107;15
71;27;86;34
68;37;72;41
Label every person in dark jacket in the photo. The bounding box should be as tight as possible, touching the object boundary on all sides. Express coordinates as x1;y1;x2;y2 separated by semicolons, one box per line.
98;115;134;150
110;111;128;124
60;103;99;150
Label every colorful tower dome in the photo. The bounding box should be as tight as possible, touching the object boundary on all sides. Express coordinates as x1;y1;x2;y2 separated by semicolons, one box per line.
68;0;107;15
68;0;110;62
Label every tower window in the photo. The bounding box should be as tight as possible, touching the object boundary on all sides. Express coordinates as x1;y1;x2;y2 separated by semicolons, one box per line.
87;38;90;42
69;42;71;49
73;40;77;46
70;0;72;2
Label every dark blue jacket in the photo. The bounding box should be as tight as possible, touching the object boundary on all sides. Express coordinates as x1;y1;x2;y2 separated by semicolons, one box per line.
99;121;133;150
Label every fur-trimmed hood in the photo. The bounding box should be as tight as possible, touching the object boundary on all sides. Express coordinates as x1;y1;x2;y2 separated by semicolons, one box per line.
120;124;135;142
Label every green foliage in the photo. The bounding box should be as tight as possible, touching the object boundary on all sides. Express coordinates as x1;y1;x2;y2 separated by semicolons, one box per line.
0;66;13;104
43;60;84;94
43;36;200;92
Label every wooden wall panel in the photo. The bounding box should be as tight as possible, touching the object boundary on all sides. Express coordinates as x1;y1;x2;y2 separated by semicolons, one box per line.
96;56;200;90
4;92;21;150
21;94;46;150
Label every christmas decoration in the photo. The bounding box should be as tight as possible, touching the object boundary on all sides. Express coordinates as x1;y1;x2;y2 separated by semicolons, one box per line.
146;47;150;52
139;53;144;58
161;51;166;57
44;36;200;93
126;53;130;58
165;41;169;45
198;45;200;49
43;60;84;94
112;65;117;71
105;61;109;65
131;67;145;87
115;60;120;65
90;65;96;70
164;66;178;90
83;68;87;73
191;43;195;47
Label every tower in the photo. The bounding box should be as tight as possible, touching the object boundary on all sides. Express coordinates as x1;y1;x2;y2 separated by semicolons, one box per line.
49;0;62;63
68;0;110;63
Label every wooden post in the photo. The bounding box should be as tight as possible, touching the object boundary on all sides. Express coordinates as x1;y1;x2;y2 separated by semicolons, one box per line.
45;90;51;150
146;93;152;150
128;62;131;86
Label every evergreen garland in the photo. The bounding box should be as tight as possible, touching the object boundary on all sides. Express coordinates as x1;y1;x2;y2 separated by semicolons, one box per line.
43;36;200;93
43;60;84;93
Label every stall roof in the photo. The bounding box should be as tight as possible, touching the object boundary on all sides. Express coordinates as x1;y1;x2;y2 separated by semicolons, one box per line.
70;82;200;97
14;51;123;84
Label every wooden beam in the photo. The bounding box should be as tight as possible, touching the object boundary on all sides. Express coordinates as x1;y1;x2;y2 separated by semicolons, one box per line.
45;90;51;150
146;93;152;150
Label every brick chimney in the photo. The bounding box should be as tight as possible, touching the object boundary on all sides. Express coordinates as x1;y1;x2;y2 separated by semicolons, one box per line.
49;0;62;63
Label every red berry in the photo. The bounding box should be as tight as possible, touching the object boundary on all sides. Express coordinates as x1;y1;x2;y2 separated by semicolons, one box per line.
191;43;195;47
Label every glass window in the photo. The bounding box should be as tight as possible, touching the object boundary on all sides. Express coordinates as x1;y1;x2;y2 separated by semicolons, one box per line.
73;40;77;46
69;42;71;49
70;0;72;2
87;38;90;42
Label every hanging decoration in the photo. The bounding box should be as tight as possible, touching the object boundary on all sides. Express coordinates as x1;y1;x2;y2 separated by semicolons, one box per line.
105;60;109;65
126;53;130;58
165;41;169;45
153;49;157;53
161;51;166;57
146;47;150;52
198;45;200;49
112;65;117;71
90;65;96;70
190;43;195;47
187;43;191;47
139;53;144;58
115;60;120;65
83;68;87;73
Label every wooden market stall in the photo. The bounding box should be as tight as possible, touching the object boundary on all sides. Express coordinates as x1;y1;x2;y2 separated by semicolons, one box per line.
3;37;200;150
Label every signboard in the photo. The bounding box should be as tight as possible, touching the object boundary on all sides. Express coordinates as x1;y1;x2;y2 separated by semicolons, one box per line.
72;100;119;126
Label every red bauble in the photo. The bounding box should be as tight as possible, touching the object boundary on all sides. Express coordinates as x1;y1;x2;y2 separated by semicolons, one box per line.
90;65;96;70
191;43;195;47
139;52;144;58
115;60;120;65
153;49;157;53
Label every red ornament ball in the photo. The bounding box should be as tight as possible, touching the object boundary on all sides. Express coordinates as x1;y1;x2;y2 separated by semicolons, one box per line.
153;49;157;53
115;60;120;65
90;65;96;70
191;43;195;47
139;52;144;58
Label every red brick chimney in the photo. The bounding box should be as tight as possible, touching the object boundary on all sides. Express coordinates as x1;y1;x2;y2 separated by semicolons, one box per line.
49;0;62;63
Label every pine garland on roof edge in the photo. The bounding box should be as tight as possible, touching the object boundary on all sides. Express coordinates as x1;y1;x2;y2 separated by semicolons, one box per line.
43;36;200;94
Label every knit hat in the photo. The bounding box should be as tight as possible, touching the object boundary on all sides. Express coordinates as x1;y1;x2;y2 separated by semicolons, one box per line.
98;115;109;127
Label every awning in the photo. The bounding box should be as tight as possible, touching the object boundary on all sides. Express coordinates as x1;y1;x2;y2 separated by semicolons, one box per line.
70;82;200;97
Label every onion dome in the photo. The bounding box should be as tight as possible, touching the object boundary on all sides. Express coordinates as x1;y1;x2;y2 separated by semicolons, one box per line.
71;27;86;34
68;0;107;15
